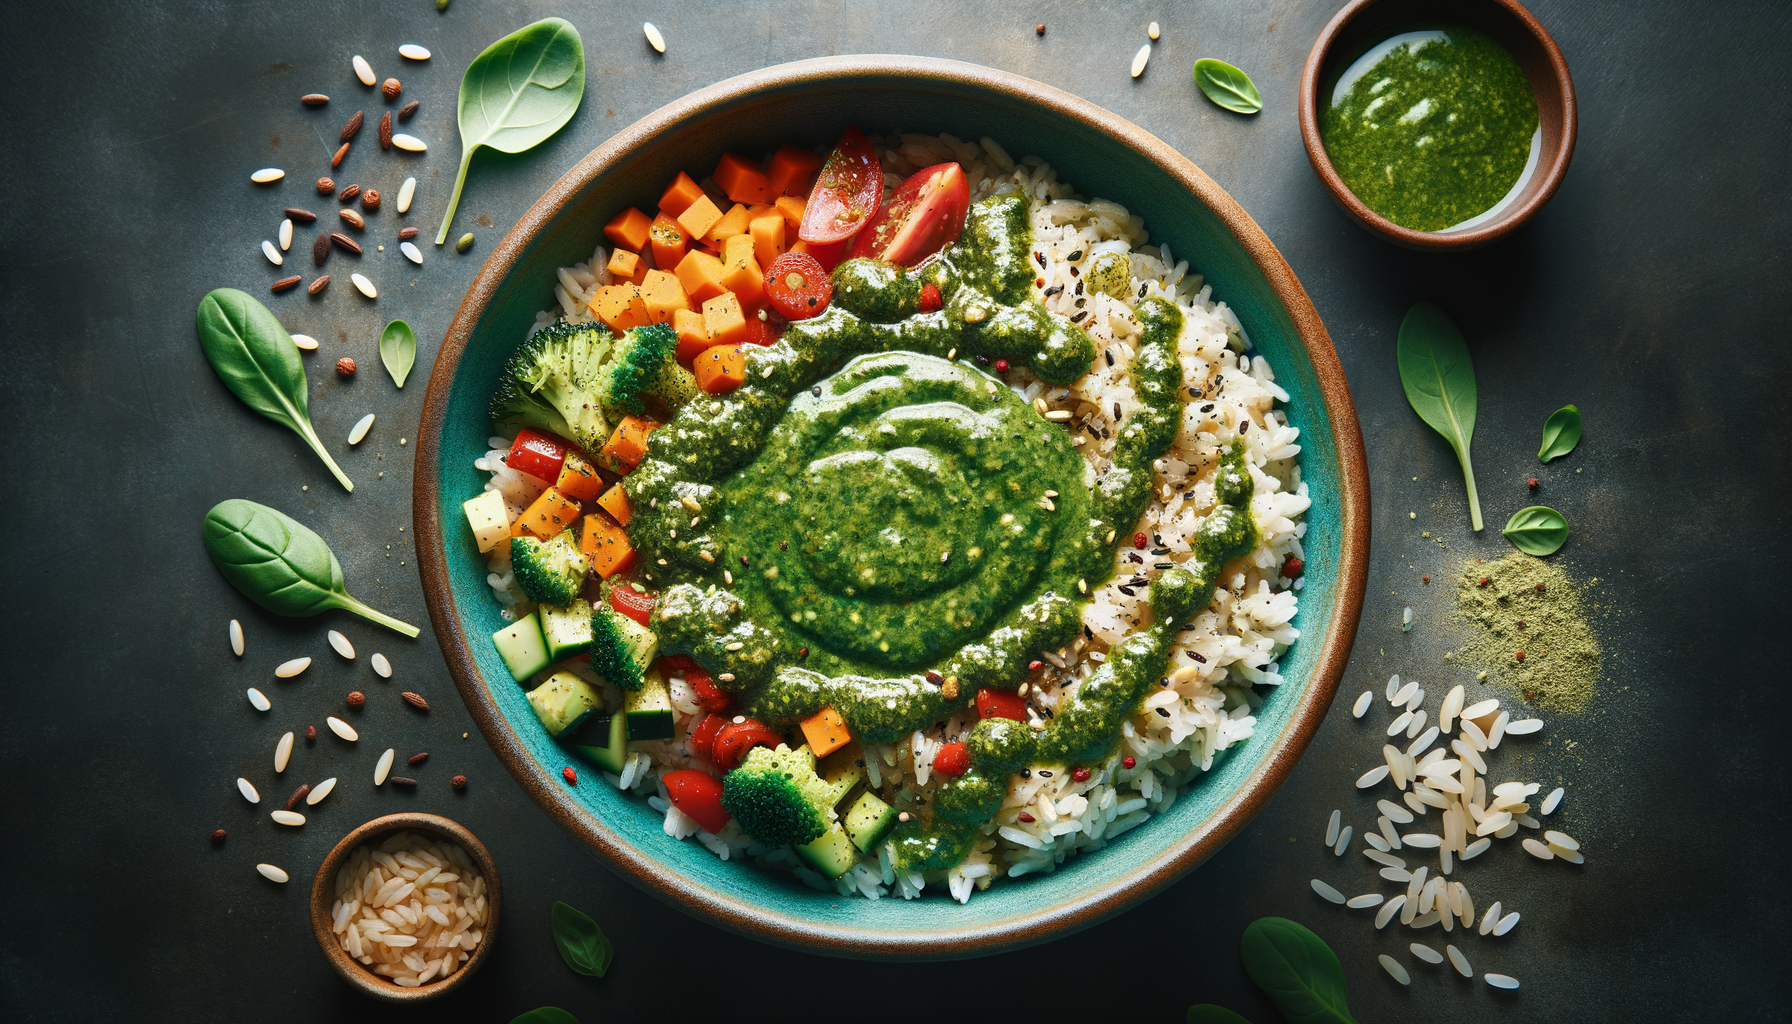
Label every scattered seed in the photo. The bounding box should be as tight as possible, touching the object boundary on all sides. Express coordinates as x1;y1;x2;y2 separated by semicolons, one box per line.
341;109;364;141
397;176;416;214
391;776;417;788
332;142;350;167
390;133;426;152
351;273;377;298
275;657;311;678
271;275;301;293
307;275;331;296
326;716;358;741
375;748;396;785
262;240;283;266
1130;43;1151;78
330;232;362;255
328;630;355;659
251;167;285;184
398;226;420;241
353;55;376;86
643;22;666;52
237;777;261;804
401;691;430;712
1379;954;1410;984
211;828;227;843
361;188;381;212
408;752;430;766
274;731;294;772
378;110;393;149
338;183;361;203
306;725;317;740
401;241;423;264
381;78;402;101
452;775;468;789
1485;973;1520;989
307;777;338;805
399;100;419;120
301;93;330;106
1036;23;1045;35
339;207;365;230
317;176;336;196
256;863;290;883
284;783;310;809
271;809;306;826
456;233;475;253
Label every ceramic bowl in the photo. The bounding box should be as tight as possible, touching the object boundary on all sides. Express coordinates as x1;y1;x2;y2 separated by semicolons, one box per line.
1298;0;1577;250
309;813;501;1001
414;54;1369;959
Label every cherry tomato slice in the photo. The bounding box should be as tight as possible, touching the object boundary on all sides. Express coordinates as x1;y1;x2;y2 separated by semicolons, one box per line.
918;281;942;313
975;688;1028;722
739;313;781;347
797;126;883;244
712;719;783;771
848;162;970;266
506;427;570;483
932;742;970;776
609;586;656;626
663;770;732;833
686;666;732;713
764;252;833;320
688;713;726;761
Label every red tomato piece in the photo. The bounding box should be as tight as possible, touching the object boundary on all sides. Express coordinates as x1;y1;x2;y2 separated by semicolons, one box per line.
687;667;732;713
505;428;570;483
739;314;780;347
933;742;970;776
608;586;656;626
688;714;726;761
797;126;883;244
918;281;942;313
711;719;783;771
849;162;970;265
764;252;833;320
975;688;1028;722
663;770;732;833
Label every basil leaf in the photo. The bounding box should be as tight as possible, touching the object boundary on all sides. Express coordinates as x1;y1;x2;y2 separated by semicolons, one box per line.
1194;59;1264;114
550;901;612;977
196;288;353;491
1502;505;1568;555
1397;302;1483;530
1538;404;1581;462
1187;1005;1255;1024
436;18;586;245
380;319;418;388
202;499;420;636
1240;918;1358;1024
509;1011;580;1024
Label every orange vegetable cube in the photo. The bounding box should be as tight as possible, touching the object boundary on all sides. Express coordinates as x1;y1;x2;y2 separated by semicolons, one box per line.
603;207;653;252
702;292;749;346
648;211;689;271
773;194;806;231
767;145;823;197
515;487;582;540
713;153;772;205
553;450;606;503
721;233;756;268
581;514;637;579
605;248;641;280
596;482;632;527
694;344;747;395
588;284;650;332
799;705;851;759
673;308;716;363
749;213;787;269
721;254;765;310
701;203;752;248
673;250;729;305
658;171;706;217
638;269;690;325
675;195;724;245
599;415;659;472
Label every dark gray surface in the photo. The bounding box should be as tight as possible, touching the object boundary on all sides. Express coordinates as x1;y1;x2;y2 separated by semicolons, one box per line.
2;1;1786;1021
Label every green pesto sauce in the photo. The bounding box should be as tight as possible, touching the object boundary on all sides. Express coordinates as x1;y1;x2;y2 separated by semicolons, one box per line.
1319;27;1538;232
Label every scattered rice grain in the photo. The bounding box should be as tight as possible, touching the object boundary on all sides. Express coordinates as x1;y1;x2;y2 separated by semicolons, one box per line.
271;809;306;826
375;748;396;785
257;863;290;883
1541;786;1564;815
275;731;294;772
1410;942;1443;964
349;413;375;444
251;168;285;184
238;777;261;803
351;273;378;298
1379;954;1410;984
327;716;359;741
308;777;338;805
1357;765;1390;788
1310;879;1346;904
1352;691;1372;717
1347;893;1385;909
247;687;271;712
230;619;245;656
1447;943;1472;976
329;630;355;659
643;22;666;52
1485;972;1520;989
372;652;393;678
276;657;311;678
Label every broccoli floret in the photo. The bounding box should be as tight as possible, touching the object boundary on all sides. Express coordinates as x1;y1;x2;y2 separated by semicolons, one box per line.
596;323;698;418
720;744;839;847
509;532;587;606
588;605;658;691
488;322;614;451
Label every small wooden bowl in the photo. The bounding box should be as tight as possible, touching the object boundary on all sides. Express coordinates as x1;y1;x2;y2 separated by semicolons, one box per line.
309;813;501;1002
1298;0;1577;250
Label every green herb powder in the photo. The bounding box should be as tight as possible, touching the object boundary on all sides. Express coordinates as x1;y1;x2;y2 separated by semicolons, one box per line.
1452;553;1600;713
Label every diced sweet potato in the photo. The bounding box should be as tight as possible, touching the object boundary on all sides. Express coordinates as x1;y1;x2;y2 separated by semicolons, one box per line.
773;194;806;231
596;482;632;527
702;292;749;346
581;514;636;579
658;171;706;217
588;284;650;332
605;249;641;280
721;252;765;310
701;203;752;248
515;487;582;540
675;195;724;244
749;213;786;269
713;153;772;206
693;344;747;395
638;269;690;324
599;415;659;472
649;211;689;271
799;705;851;758
767;145;823;197
673;250;729;305
673;307;716;363
603;208;653;252
553;450;606;503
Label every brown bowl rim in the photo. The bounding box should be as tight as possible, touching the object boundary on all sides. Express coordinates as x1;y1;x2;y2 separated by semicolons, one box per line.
309;812;501;1002
412;54;1370;959
1297;0;1578;250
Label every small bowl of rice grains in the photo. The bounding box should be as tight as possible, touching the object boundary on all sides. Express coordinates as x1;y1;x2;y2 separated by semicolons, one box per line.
308;813;501;1002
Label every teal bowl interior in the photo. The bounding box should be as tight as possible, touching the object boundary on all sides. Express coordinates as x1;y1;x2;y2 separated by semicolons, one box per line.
414;55;1368;960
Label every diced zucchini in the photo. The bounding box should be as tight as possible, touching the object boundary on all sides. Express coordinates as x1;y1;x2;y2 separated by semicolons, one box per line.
492;612;551;682
842;790;898;853
525;671;601;738
538;601;594;662
794;826;860;880
624;670;675;740
817;744;864;807
577;713;629;773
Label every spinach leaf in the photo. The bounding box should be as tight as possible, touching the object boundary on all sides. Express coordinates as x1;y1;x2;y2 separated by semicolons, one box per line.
550;901;612;977
1397;302;1483;530
1502;505;1569;555
1194;59;1264;114
508;1011;579;1024
196;288;353;491
1240;917;1358;1024
202;499;420;636
1539;404;1581;462
379;319;417;388
1188;1005;1255;1024
436;18;586;245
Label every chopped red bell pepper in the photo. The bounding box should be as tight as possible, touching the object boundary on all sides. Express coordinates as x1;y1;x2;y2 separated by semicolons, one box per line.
711;718;782;771
663;770;732;833
687;666;731;713
688;714;726;761
933;742;970;776
506;428;571;483
609;586;657;626
975;688;1028;722
918;281;942;313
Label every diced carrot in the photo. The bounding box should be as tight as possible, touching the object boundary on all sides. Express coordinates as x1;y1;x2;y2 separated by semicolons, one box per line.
721;233;755;267
798;705;851;759
588;284;650;332
701;203;752;248
515;487;582;540
774;194;808;232
648;211;689;271
658;171;706;217
790;237;849;272
673;307;717;363
749;213;787;269
721;252;765;309
581;514;637;579
638;269;690;325
713;153;772;206
606;248;641;280
673;250;729;305
599;415;659;472
553;450;606;503
596;482;632;527
702;292;749;346
603;208;653;252
693;344;747;395
675;195;724;245
747;202;778;219
767;145;823;197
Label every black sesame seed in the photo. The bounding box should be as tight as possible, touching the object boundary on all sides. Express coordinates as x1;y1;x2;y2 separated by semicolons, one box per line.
1070;311;1087;323
1043;284;1064;297
1117;585;1136;596
1200;403;1215;413
1105;350;1115;367
1189;652;1207;663
1020;769;1032;779
1156;707;1171;718
1038;770;1053;777
1067;249;1084;261
1138;282;1148;298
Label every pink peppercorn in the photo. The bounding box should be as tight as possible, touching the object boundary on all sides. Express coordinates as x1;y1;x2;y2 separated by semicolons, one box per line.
561;766;578;785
